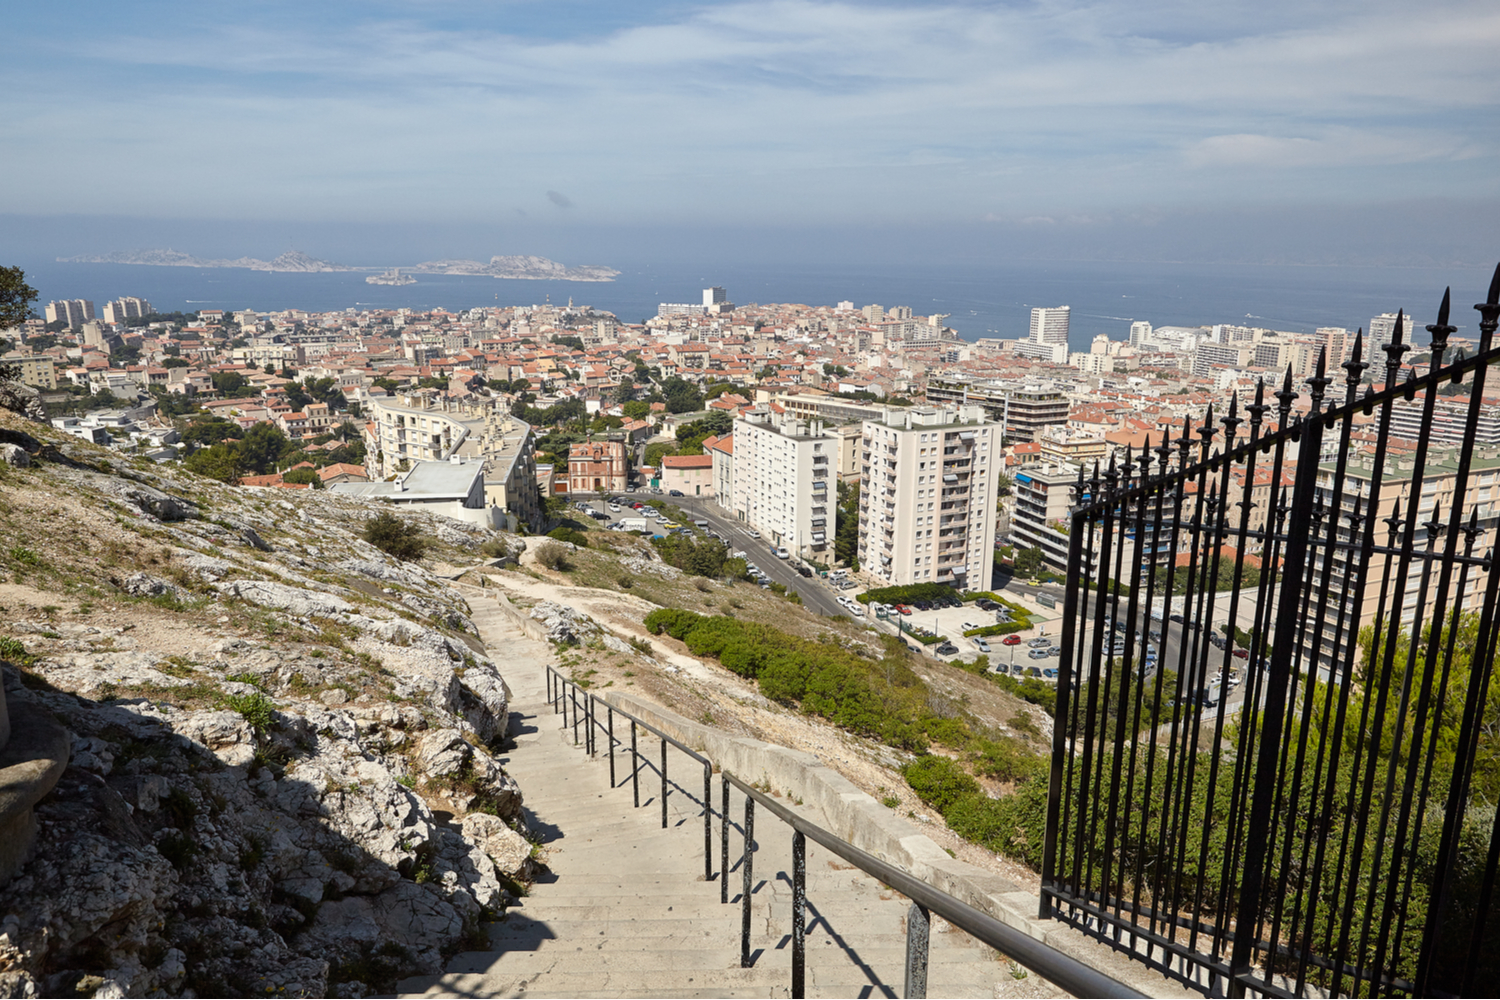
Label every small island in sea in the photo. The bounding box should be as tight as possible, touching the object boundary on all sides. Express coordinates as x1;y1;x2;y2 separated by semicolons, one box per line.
366;268;416;286
58;248;620;282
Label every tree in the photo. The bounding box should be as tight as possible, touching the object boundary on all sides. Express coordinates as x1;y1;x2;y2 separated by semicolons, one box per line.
184;442;243;484
835;481;861;567
0;266;38;330
163;357;190;369
644;442;677;468
362;511;427;562
282;467;323;488
237;422;292;475
212;371;248;396
622;400;651;420
1015;546;1045;576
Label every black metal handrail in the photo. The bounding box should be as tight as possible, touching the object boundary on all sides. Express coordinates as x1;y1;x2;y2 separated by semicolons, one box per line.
545;666;714;881
721;771;1145;1000
542;664;1144;999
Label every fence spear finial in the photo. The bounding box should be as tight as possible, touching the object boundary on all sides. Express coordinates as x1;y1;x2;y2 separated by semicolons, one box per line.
1476;263;1500;350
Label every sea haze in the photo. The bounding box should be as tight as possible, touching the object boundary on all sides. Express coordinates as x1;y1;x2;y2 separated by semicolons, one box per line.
15;256;1492;353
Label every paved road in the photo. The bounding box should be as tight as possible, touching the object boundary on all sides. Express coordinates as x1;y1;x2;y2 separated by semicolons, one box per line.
569;493;848;619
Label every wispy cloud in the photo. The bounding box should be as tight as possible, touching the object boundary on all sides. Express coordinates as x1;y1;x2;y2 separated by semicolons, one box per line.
3;1;1497;223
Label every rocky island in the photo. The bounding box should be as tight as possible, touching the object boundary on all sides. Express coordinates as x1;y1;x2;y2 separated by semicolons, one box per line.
58;250;619;281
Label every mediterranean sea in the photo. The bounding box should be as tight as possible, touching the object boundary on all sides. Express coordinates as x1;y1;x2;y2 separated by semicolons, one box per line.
14;256;1493;353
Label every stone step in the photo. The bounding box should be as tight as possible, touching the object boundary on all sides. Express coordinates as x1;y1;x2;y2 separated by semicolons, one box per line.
403;595;1013;1000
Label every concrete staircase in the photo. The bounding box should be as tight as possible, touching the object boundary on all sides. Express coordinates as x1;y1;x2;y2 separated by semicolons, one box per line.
399;595;1031;999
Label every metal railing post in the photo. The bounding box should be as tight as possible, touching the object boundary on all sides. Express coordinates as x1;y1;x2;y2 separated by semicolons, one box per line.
570;685;579;745
704;762;713;882
721;774;730;903
741;795;755;968
631;724;640;808
660;737;668;829
607;707;615;787
904;902;930;999
792;830;806;998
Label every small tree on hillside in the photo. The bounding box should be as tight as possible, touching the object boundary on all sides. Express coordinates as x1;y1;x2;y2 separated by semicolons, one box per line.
362;511;426;562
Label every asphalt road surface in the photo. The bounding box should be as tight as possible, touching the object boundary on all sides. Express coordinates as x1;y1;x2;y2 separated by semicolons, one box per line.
569;493;848;619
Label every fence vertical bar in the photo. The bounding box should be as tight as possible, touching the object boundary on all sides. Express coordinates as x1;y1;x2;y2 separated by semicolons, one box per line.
1229;406;1326;995
585;696;594;756
721;774;730;904
607;707;615;787
631;724;639;808
704;762;713;882
905;902;930;999
660;738;669;829
741;796;755;968
792;830;806;999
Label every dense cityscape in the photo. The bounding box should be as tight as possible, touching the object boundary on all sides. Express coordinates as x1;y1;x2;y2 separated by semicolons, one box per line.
5;283;1492;588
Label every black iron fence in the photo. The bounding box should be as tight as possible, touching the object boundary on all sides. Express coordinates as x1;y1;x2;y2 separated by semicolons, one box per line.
544;666;1144;998
1041;270;1500;997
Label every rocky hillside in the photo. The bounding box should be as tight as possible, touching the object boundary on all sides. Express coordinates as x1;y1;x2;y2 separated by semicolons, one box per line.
0;412;534;998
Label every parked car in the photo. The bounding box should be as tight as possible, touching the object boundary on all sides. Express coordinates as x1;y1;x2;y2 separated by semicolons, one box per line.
669;489;684;497
775;546;790;559
1001;634;1021;646
1029;648;1050;659
1041;668;1059;680
962;621;982;632
747;530;761;539
896;605;912;616
1232;648;1249;659
975;598;998;611
1028;637;1050;648
1047;646;1062;657
972;638;991;653
936;642;959;655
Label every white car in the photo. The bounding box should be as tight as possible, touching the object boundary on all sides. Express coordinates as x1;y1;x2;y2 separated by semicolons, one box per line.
775;546;790;559
747;530;761;539
608;504;620;512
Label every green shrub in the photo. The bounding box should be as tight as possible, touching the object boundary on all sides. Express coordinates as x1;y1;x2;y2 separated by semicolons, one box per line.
362;512;426;562
903;755;980;813
547;526;590;547
858;582;961;605
962;622;1029;638
222;690;276;736
971;736;1047;784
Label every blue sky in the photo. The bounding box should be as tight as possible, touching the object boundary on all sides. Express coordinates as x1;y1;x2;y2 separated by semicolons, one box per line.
5;1;1498;263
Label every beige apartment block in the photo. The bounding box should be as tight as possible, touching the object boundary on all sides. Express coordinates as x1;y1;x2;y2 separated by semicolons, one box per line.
858;404;999;588
4;355;57;390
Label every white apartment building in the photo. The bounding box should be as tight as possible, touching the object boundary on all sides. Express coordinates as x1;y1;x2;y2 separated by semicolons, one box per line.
857;405;999;588
366;391;540;529
729;408;838;562
1013;306;1071;363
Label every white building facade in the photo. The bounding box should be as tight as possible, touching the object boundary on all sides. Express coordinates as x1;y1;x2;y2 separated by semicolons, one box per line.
729;408;838;562
857;404;999;588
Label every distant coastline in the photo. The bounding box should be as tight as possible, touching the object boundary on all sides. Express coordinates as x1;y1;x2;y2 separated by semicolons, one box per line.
57;248;620;282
